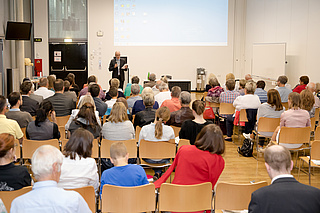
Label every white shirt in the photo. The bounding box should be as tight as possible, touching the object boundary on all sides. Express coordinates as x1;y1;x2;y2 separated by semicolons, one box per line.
11;180;91;213
233;94;261;111
105;99;117;109
34;87;55;99
155;91;171;107
138;123;175;146
271;174;294;184
58;155;99;192
65;109;101;130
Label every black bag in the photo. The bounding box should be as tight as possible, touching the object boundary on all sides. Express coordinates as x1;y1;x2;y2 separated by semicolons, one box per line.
237;138;253;157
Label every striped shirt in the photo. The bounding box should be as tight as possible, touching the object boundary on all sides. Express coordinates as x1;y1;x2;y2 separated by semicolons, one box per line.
254;88;268;103
220;90;240;103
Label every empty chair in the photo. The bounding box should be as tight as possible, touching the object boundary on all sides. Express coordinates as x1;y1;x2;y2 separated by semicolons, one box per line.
22;139;60;160
66;186;95;213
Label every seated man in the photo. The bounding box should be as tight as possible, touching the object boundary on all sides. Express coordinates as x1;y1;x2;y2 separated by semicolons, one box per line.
34;77;55;99
100;142;148;194
127;84;142;109
90;83;108;117
20;81;39;116
105;78;125;101
45;79;76;117
254;80;267;103
249;145;320;213
275;75;292;102
132;87;159;115
11;145;91;213
105;87;118;113
161;86;181;112
155;82;171;107
144;73;156;88
133;89;157;128
79;75;105;100
124;76;144;97
166;91;194;127
22;77;43;104
63;80;77;103
6;92;33;128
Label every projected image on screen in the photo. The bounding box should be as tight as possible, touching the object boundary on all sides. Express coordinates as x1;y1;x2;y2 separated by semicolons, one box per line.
114;0;228;46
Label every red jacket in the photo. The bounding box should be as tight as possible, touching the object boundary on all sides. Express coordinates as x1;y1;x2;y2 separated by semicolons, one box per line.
292;84;307;94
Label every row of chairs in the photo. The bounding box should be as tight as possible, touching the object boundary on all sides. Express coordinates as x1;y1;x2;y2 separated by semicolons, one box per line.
0;181;268;213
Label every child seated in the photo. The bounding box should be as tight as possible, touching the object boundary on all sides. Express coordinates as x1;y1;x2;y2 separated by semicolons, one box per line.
100;142;149;194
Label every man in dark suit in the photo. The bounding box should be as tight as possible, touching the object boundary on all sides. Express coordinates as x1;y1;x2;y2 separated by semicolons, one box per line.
89;83;107;117
45;79;76;117
108;51;128;89
248;145;320;213
20;81;39;116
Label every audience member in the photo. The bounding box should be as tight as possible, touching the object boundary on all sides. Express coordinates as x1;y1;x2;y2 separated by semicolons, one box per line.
116;97;133;121
219;79;240;117
105;87;118;111
275;75;292;102
179;100;213;145
0;96;23;143
34;77;55;99
256;89;284;150
238;79;246;96
222;73;237;91
307;82;320;108
300;89;315;117
152;80;162;95
100;142;148;193
124;76;144;97
225;82;261;141
245;74;252;81
22;78;43;104
138;107;175;179
58;128;99;192
292;75;309;93
248;145;320;213
89;83;107;117
154;82;171;106
132;87;159;115
26;100;60;140
254;80;268;103
6;92;33;128
105;78;125;101
144;73;156;88
63;80;77;103
271;92;310;149
205;73;217;92
166;91;194;127
127;84;142;110
47;75;56;91
0;133;31;191
205;77;224;103
45;79;76;116
66;73;80;96
65;95;101;131
102;102;135;140
10;145;91;212
20;81;40;116
79;75;105;100
68;103;101;138
161;86;181;112
133;90;157;128
155;124;225;195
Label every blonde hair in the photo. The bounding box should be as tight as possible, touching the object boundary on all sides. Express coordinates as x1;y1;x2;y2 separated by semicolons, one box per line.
108;102;128;123
110;142;127;162
111;78;120;88
154;107;170;139
78;95;96;111
300;89;315;111
207;73;216;84
226;73;235;81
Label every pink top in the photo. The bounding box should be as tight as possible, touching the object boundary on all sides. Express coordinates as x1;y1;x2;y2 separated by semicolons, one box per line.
161;97;181;112
280;108;311;128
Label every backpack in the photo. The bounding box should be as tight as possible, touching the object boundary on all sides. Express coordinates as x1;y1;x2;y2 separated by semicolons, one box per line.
237;138;253;157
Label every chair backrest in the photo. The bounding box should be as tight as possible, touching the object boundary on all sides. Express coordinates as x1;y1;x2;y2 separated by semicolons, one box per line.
59;126;66;140
278;127;311;145
159;182;212;212
239;109;248;122
101;184;155;213
282;102;289;110
203;92;208;99
66;186;95;213
219;103;235;115
55;115;70;127
139;139;176;159
22;139;60;159
315;126;320;140
257;117;280;133
60;138;99;158
208;102;220;108
14;139;21;159
0;186;32;212
100;139;137;158
170;125;181;137
215;181;268;211
21;127;27;139
135;126;141;141
315;108;320;122
311;117;316;131
311;140;320;161
178;139;190;150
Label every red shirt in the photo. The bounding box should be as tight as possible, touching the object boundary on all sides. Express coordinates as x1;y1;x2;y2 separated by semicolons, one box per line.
292;84;307;94
160;97;181;112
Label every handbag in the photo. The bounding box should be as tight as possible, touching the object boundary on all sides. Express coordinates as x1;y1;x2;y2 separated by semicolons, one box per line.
237;138;253;157
203;106;215;120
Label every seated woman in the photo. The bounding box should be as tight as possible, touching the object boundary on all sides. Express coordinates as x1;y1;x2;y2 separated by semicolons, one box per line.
26;100;60;140
205;77;224;103
271;92;311;149
300;89;315;118
104;97;133;122
68;103;101;138
0;133;31;191
132;87;159;115
138;107;175;178
256;89;285;150
105;78;125;100
154;124;225;213
102;102;135;140
65;95;101;131
179;100;213;145
58;128;99;193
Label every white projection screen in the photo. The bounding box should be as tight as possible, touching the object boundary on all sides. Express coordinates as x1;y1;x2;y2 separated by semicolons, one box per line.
114;0;228;46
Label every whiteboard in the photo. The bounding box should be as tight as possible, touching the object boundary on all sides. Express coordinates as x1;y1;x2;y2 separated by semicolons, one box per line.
252;43;286;81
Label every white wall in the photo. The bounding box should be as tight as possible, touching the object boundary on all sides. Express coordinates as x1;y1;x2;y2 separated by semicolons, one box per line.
245;0;320;87
89;0;236;90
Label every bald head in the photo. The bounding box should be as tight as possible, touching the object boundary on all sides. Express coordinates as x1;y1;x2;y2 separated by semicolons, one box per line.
115;51;120;60
307;82;316;93
264;145;292;178
245;74;252;81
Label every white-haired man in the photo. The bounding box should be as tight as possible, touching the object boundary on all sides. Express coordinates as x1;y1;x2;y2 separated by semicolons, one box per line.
307;82;320;108
249;145;320;213
154;82;171;107
11;145;91;213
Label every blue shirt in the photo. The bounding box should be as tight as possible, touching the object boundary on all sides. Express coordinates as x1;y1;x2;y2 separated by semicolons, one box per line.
254;88;268;103
276;86;292;102
11;180;91;213
100;164;149;195
132;100;159;115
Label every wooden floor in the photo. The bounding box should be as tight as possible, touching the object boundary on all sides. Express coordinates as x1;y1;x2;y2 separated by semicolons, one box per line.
148;92;320;189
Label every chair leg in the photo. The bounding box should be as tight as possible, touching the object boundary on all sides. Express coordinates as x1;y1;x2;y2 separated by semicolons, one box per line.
309;160;311;185
298;159;302;180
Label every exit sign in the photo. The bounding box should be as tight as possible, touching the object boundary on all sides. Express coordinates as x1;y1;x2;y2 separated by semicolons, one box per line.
34;38;42;42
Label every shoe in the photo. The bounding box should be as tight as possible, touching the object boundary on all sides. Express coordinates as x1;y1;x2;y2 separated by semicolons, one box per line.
224;137;232;142
243;133;251;140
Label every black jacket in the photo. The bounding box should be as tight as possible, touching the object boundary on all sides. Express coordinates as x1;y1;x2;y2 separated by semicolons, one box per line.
133;107;156;129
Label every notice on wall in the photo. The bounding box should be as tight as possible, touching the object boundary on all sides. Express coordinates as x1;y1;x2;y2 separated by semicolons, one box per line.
54;51;62;62
54;57;61;62
54;51;61;56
